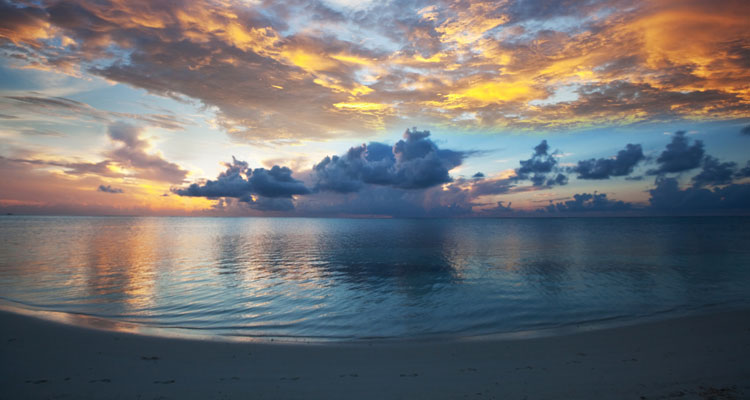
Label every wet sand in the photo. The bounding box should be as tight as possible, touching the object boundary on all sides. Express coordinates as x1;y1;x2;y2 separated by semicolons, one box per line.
1;308;749;399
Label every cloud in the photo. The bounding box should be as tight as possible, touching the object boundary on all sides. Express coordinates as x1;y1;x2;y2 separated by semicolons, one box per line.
0;1;51;47
295;186;414;217
480;200;514;216
1;122;189;185
469;176;514;196
296;183;475;218
106;122;188;183
2;0;748;139
1;156;119;177
543;192;632;213
0;155;195;216
513;140;567;186
2;95;189;130
246;165;312;198
736;161;750;179
649;177;750;212
537;81;748;129
648;131;704;175
241;196;295;212
13;128;65;137
572;144;645;179
313;128;465;192
173;156;309;210
97;184;123;194
691;156;737;187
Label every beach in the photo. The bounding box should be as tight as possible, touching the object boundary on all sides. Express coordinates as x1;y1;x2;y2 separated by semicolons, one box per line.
1;309;748;399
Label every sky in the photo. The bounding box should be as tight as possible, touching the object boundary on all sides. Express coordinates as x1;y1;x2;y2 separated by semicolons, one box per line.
0;0;748;217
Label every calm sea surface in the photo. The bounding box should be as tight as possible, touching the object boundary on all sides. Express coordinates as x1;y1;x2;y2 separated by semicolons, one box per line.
1;216;749;340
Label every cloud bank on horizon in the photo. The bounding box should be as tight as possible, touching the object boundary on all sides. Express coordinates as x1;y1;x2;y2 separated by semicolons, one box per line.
163;128;750;216
0;0;749;216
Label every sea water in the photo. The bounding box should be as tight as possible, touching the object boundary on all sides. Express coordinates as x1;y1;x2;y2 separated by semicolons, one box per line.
1;216;749;340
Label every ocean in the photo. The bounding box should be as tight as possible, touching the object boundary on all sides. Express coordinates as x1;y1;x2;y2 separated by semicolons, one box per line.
1;216;749;340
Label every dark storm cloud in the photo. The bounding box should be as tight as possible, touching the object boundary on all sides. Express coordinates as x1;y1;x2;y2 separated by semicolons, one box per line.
571;144;644;179
491;201;512;212
472;172;485;179
543;192;632;213
241;196;295;212
478;201;515;217
469;177;514;196
313;128;465;192
648;131;705;175
106;122;188;183
174;158;252;198
513;140;567;186
649;177;750;211
736;161;750;179
297;184;475;218
247;166;312;198
97;184;123;193
173;157;309;209
691;156;737;188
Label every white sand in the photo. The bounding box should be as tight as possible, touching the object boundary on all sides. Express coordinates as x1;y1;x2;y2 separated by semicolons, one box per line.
1;308;749;399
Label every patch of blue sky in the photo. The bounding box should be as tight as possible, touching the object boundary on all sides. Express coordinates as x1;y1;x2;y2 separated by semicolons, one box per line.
321;0;378;11
503;14;593;43
0;60;105;96
528;84;580;106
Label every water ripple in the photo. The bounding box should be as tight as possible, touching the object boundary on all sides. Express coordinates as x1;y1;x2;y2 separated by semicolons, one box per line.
1;216;749;339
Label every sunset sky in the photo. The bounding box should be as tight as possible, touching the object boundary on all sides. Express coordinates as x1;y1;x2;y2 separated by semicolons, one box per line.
0;0;749;216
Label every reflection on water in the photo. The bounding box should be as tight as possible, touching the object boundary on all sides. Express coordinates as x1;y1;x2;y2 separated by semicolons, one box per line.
1;216;749;339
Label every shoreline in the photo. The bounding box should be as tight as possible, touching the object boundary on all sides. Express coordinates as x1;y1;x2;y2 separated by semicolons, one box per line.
2;308;749;399
2;297;747;345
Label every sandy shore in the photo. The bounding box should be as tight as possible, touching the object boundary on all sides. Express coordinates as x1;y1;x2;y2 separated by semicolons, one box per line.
1;309;749;399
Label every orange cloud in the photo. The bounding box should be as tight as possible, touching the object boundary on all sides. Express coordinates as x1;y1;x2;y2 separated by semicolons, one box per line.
0;0;748;138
